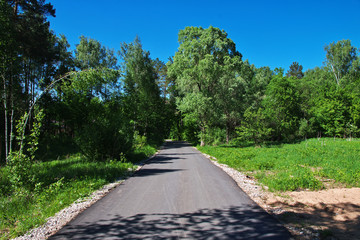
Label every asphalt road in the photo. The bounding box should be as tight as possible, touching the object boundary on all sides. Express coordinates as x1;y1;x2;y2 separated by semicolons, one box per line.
50;141;292;239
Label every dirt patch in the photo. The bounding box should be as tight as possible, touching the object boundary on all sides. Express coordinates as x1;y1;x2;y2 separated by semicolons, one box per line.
265;188;360;240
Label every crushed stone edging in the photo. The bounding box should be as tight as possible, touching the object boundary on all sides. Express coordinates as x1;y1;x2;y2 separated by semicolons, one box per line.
13;149;161;240
197;148;320;240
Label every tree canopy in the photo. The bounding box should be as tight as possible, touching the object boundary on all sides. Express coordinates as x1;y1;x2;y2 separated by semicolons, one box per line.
1;0;360;166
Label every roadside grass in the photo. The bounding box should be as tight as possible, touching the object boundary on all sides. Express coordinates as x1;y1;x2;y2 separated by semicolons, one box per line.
128;144;157;163
198;138;360;192
0;145;156;240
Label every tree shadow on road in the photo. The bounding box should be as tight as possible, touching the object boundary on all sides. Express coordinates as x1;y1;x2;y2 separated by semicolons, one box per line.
148;155;185;165
49;205;291;239
162;141;192;149
133;168;184;177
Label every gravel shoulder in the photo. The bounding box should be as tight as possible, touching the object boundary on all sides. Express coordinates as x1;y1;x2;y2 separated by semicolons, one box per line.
12;151;161;240
200;151;360;240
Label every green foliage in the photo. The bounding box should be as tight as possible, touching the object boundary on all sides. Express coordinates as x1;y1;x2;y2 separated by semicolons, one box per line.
325;40;358;85
129;144;157;163
75;36;117;70
36;134;79;161
119;37;166;144
310;88;355;138
263;72;301;140
257;167;323;192
203;127;227;146
0;140;157;239
181;114;200;145
8;107;44;190
198;138;360;192
133;131;147;149
298;118;315;139
72;97;133;161
0;155;136;239
58;39;137;161
236;107;273;145
286;62;304;79
169;26;242;145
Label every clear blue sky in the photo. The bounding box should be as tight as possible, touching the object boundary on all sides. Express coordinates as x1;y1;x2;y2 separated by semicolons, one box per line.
48;0;360;71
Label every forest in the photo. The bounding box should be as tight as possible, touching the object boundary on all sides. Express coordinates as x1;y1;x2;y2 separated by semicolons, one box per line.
0;0;359;237
1;0;360;167
1;1;360;168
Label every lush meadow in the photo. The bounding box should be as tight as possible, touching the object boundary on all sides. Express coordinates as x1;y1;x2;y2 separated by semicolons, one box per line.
198;138;360;192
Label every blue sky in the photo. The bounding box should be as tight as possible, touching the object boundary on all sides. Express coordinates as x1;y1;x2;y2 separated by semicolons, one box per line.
48;0;360;71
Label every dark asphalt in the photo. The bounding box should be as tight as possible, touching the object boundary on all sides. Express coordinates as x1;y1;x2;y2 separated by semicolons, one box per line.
49;141;292;239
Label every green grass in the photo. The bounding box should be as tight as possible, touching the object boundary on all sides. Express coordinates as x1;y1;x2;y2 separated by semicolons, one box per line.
198;138;360;192
0;145;156;240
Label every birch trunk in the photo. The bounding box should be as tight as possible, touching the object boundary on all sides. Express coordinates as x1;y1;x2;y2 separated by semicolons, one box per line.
3;75;8;161
9;99;14;154
9;68;14;154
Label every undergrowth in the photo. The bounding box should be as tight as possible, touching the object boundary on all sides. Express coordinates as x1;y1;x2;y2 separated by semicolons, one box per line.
0;144;156;240
198;138;360;192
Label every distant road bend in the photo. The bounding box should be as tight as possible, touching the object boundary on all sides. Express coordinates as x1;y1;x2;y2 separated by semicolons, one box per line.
50;141;291;239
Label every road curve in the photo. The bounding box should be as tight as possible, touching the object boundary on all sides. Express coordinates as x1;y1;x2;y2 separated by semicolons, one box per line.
50;141;291;239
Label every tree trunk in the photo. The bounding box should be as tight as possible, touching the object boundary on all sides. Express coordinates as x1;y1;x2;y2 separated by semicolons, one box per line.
9;72;14;154
9;103;14;154
13;0;19;16
225;112;232;145
3;75;8;161
200;126;205;146
226;126;229;145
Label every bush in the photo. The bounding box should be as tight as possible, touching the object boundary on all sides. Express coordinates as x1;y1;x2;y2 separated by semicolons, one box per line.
181;116;200;145
75;99;133;161
203;127;226;146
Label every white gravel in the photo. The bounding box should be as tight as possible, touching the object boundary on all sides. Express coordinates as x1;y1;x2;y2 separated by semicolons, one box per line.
13;180;125;240
12;152;160;240
200;150;321;240
200;152;269;207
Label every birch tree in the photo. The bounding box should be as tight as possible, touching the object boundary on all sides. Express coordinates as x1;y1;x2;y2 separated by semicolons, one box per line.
325;40;357;86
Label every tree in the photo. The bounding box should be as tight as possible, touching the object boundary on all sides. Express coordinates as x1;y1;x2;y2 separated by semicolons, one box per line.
0;0;17;161
214;58;244;143
11;0;56;105
119;36;165;144
325;40;357;86
263;69;301;140
236;107;272;146
286;62;304;79
55;36;133;161
1;0;58;163
168;26;242;146
152;58;168;100
74;36;118;99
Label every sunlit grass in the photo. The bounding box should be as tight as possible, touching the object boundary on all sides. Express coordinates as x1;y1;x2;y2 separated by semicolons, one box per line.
198;138;360;192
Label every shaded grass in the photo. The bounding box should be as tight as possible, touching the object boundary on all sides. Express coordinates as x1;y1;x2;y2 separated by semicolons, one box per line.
198;138;360;192
0;144;156;240
128;144;157;163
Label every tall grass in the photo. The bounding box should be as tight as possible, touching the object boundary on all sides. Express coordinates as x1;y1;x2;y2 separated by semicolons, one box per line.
0;144;157;240
198;138;360;192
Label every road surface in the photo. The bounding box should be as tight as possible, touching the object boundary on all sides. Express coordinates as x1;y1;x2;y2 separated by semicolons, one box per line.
50;141;291;239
